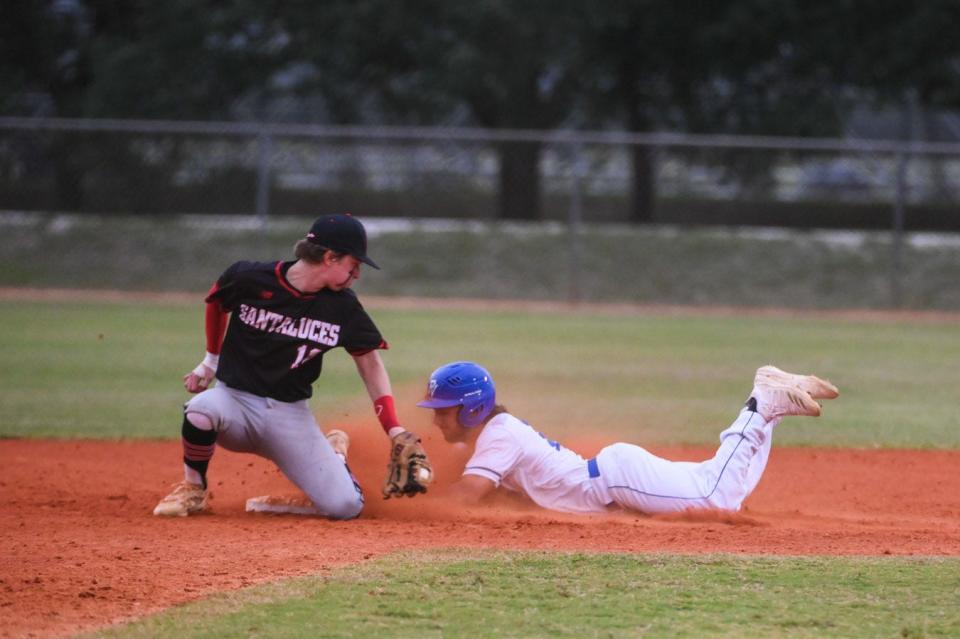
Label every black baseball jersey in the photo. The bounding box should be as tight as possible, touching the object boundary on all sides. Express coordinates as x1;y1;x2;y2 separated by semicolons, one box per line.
207;260;386;402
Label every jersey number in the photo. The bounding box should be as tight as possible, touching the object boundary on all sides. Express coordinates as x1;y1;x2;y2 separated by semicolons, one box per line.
291;344;321;369
537;431;562;451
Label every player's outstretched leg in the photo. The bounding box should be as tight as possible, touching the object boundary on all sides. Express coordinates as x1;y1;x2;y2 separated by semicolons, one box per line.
702;381;822;511
598;375;834;514
710;377;830;508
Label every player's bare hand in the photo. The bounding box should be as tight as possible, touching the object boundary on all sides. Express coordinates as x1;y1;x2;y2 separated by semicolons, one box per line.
183;363;215;393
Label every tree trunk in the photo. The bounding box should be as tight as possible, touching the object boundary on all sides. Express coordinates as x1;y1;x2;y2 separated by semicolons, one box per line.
630;144;656;223
497;140;541;220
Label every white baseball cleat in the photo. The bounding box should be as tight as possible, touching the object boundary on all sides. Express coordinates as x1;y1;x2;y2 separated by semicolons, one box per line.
748;381;821;420
326;429;350;458
245;494;322;515
755;365;839;400
153;481;208;517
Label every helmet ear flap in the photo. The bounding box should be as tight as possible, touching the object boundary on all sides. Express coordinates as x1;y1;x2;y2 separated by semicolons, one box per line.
457;404;480;428
457;395;493;428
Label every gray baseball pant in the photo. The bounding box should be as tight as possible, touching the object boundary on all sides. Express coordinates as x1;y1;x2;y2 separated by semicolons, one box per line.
184;384;363;519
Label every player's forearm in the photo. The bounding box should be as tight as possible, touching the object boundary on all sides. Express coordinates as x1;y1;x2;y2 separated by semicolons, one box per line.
353;350;392;399
445;475;497;506
183;285;229;393
353;351;403;436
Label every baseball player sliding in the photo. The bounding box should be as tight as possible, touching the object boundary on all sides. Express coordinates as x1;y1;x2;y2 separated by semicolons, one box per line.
416;361;838;515
153;214;432;519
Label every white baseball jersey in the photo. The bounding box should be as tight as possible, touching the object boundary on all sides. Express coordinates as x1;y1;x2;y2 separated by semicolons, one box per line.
463;413;610;514
464;410;780;515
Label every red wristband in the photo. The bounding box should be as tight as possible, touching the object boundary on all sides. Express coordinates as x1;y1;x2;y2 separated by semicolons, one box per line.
204;282;228;355
374;395;401;434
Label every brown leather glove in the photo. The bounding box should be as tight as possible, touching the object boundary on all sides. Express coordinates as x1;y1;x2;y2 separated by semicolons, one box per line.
383;431;434;499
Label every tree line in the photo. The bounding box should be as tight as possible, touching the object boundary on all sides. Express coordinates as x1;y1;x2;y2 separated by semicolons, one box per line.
2;0;958;220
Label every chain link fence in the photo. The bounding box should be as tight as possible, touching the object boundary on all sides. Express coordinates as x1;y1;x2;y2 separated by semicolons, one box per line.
2;117;959;221
2;117;959;306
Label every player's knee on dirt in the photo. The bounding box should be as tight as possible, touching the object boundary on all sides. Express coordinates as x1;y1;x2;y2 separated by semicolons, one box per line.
321;495;363;520
308;489;363;520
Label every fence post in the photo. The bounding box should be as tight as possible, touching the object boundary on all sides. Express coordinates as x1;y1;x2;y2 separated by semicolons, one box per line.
890;148;908;308
567;143;585;304
255;130;273;227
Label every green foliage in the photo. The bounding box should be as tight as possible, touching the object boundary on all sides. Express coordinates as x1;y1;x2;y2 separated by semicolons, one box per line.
2;297;958;448
5;2;958;219
86;1;284;119
0;1;281;119
91;551;960;638
6;1;958;125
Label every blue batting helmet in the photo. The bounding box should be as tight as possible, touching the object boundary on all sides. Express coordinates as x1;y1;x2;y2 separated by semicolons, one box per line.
416;361;496;427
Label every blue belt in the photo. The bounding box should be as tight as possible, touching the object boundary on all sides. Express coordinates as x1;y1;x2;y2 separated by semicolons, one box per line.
587;457;601;478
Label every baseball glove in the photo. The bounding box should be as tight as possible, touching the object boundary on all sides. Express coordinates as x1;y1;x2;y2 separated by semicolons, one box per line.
383;431;434;499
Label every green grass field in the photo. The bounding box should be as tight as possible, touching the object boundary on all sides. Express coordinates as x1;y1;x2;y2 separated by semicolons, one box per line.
2;298;958;447
4;297;959;638
89;551;960;639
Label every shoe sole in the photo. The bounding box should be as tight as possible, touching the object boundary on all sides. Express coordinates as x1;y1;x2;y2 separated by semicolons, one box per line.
756;365;839;400
153;498;208;517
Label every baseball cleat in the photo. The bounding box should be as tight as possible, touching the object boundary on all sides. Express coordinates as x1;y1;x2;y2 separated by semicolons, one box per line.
153;481;208;517
748;381;821;420
326;429;350;459
245;494;322;515
755;365;839;400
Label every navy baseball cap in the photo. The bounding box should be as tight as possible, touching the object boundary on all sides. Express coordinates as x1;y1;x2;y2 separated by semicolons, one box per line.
305;214;380;269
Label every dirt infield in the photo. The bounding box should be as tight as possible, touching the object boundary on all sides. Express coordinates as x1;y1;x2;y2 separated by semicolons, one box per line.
2;434;959;639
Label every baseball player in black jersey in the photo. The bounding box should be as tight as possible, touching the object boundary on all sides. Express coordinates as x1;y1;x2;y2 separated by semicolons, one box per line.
153;214;432;518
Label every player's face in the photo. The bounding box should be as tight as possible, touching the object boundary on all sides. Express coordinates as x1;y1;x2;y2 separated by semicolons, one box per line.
432;406;468;443
328;254;361;290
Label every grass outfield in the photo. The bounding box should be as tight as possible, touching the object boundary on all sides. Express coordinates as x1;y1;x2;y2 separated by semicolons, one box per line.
1;297;958;447
89;551;960;638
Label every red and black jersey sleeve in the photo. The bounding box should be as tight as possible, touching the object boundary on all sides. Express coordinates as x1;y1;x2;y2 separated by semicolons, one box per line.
205;261;251;312
340;294;389;356
203;282;230;355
